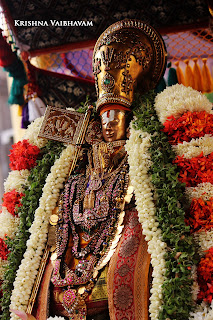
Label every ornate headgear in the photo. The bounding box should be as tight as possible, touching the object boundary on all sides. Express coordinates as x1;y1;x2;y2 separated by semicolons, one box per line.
93;19;167;113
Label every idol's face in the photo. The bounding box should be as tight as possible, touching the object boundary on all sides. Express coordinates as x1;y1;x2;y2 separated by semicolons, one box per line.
101;109;126;142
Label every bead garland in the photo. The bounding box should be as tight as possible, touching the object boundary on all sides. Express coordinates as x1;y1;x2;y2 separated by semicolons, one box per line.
51;145;129;317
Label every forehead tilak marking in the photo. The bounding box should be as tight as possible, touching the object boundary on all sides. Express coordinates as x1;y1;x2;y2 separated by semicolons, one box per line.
101;110;116;122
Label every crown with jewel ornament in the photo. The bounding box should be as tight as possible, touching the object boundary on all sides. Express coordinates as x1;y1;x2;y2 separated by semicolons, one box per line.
93;19;167;113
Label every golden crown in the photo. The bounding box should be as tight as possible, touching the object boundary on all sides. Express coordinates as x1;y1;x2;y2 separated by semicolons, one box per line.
93;19;167;112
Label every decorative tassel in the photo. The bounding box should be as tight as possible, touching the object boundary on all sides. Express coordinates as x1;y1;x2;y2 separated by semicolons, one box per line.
184;59;195;88
28;95;46;122
21;60;46;123
21;103;30;129
17;105;23;116
0;32;27;105
192;58;203;92
167;62;178;86
202;58;212;93
174;61;185;85
4;58;28;105
155;76;166;93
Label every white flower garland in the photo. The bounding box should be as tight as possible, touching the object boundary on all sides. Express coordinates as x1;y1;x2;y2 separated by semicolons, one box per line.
126;125;167;320
22;116;48;148
154;84;212;124
0;207;20;239
9;144;75;320
190;301;213;320
0;208;20;277
193;230;213;256
173;135;213;159
186;183;213;202
4;170;30;193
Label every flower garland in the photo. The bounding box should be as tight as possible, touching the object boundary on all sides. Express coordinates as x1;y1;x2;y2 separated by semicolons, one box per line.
185;197;213;232
186;183;213;202
9;143;75;320
131;89;196;320
4;170;30;193
126;126;167;320
0;207;20;240
2;190;24;216
0;118;47;282
197;248;213;303
9;140;41;170
163;111;213;145
190;301;213;320
1;131;65;320
22;116;48;149
154;83;212;124
194;230;213;255
155;84;213;319
173;136;213;159
174;153;213;187
0;239;9;279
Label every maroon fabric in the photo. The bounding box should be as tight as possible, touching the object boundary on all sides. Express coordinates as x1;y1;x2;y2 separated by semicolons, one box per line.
0;34;16;67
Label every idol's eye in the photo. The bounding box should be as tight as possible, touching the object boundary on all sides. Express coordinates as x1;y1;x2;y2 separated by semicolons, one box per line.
102;122;106;126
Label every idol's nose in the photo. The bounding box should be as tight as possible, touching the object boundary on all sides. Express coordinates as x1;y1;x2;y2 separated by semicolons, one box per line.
106;122;113;129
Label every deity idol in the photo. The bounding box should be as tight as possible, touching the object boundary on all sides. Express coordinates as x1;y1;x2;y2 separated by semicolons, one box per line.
3;19;171;320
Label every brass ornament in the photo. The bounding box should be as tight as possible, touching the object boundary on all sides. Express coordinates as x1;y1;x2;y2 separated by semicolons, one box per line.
50;214;59;225
93;270;99;278
93;19;167;112
51;252;58;261
101;72;115;92
78;286;86;295
38;106;85;144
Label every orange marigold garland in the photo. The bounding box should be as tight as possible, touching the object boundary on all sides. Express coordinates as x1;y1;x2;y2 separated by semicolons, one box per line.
174;152;213;187
163;111;213;145
9;139;40;170
2;190;24;217
185;197;213;232
197;247;213;303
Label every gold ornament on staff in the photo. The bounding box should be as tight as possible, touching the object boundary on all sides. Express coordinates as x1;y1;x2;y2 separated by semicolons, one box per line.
26;105;94;314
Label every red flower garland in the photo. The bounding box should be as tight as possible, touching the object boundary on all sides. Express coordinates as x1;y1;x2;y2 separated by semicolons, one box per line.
185;198;213;232
197;247;213;303
9;139;40;170
2;190;24;216
0;238;9;261
163;111;213;145
174;152;213;187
